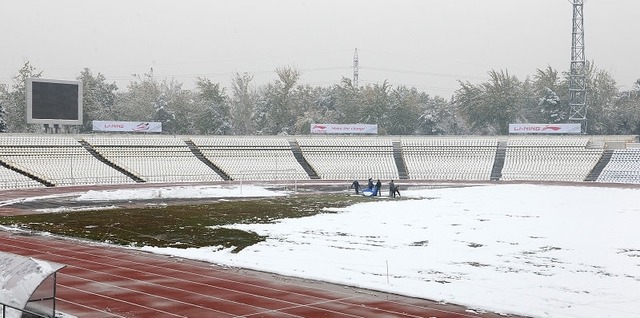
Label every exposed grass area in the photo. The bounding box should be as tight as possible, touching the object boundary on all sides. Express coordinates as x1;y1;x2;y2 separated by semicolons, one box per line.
0;193;373;252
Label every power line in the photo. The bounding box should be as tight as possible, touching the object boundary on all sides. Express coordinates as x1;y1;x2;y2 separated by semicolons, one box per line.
361;66;487;81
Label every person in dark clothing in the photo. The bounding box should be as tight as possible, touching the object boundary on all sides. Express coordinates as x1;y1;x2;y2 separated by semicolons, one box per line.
389;180;395;197
367;178;374;191
389;180;400;198
350;180;361;194
375;179;382;196
393;185;401;198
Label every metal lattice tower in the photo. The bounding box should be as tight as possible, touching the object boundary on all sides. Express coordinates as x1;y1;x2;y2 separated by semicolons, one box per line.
353;48;359;88
568;0;587;132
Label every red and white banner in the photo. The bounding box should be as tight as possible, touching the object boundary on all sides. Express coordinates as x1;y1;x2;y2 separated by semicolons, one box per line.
509;123;581;134
310;124;378;135
92;121;163;133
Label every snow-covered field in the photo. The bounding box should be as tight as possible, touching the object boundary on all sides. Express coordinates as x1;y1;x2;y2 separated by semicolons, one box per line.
137;184;640;318
4;183;640;317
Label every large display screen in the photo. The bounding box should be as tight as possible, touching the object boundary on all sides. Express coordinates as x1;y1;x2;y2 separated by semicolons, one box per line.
27;78;83;125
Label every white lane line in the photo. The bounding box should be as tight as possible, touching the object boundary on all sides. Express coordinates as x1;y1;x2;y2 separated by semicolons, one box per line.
0;236;306;318
57;284;188;317
0;233;345;303
244;296;367;318
1;232;442;317
58;275;230;317
57;297;129;318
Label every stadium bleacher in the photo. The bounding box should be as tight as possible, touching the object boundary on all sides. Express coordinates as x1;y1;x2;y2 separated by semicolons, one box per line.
297;136;398;180
0;135;133;186
0;134;639;189
82;135;222;183
401;137;498;180
190;136;309;181
597;148;640;184
501;137;603;182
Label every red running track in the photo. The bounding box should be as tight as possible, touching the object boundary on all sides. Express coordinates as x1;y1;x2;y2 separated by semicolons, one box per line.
0;184;524;318
0;230;521;318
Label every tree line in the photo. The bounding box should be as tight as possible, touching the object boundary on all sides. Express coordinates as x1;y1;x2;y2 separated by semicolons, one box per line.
0;61;638;135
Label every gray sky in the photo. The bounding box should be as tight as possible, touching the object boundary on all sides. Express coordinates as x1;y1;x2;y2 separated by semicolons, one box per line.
1;0;638;97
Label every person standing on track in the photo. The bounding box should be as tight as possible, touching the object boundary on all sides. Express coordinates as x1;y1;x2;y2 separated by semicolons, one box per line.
389;180;400;198
350;180;361;194
389;180;395;197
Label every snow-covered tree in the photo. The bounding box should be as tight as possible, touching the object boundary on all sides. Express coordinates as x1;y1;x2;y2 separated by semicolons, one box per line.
115;70;160;122
581;62;618;134
1;62;42;132
291;86;337;134
194;77;232;135
334;77;361;124
385;86;421;135
454;69;525;134
153;92;176;132
0;100;7;132
610;81;640;134
115;70;195;134
262;67;300;135
359;81;391;131
230;73;257;135
417;95;460;135
533;66;567;124
77;68;118;132
538;87;563;123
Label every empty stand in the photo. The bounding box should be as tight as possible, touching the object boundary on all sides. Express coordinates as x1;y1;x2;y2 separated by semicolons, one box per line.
190;136;309;181
401;137;499;180
597;148;640;184
1;134;637;187
297;137;398;180
501;137;602;182
0;163;44;189
83;135;223;183
0;135;133;186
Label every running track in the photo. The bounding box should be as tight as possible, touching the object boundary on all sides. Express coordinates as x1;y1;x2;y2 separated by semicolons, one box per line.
0;183;523;318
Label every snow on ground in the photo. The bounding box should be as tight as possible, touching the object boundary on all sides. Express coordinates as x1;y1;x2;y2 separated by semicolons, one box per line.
0;193;81;208
137;184;640;318
75;184;287;201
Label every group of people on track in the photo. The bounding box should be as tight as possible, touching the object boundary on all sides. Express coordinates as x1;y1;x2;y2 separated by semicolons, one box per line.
350;178;400;198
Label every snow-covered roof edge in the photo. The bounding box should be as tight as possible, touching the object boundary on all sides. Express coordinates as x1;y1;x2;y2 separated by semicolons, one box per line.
0;251;65;316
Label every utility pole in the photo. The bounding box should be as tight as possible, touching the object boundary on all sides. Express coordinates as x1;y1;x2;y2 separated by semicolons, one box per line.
568;0;587;133
353;48;359;89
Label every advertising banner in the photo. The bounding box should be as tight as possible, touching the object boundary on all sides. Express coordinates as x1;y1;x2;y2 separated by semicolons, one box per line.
92;121;163;133
509;123;581;134
310;124;378;135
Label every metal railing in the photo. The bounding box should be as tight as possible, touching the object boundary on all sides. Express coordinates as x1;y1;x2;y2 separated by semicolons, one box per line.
1;302;49;318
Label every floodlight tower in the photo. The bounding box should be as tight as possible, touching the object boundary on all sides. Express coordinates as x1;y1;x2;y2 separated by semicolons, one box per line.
568;0;587;132
353;48;359;88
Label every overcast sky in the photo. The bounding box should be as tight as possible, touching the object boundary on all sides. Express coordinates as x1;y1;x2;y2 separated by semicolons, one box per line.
1;0;638;97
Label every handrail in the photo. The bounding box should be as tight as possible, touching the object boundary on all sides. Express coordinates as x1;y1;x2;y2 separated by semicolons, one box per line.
1;301;49;318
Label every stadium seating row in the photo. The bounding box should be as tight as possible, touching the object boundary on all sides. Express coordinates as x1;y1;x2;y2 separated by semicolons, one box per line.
1;134;640;188
0;138;135;186
0;165;44;189
501;147;602;182
598;149;640;184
